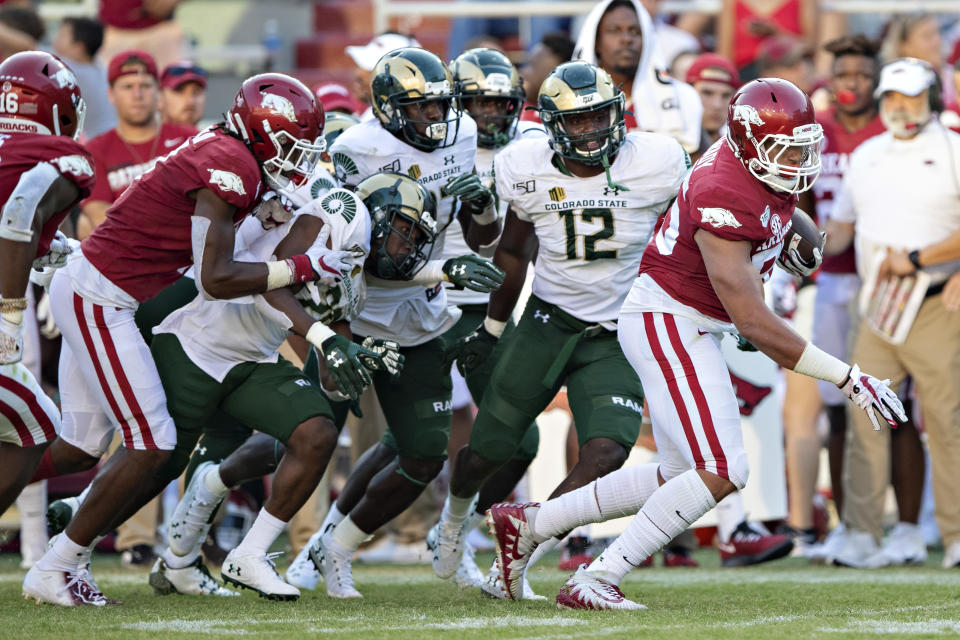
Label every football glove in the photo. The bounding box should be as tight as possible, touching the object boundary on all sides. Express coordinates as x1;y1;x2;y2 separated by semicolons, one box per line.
779;230;826;278
305;228;357;289
0;311;24;365
735;334;758;352
443;255;505;293
32;231;79;270
316;333;377;401
442;173;493;210
359;337;404;376
445;323;499;376
839;364;906;431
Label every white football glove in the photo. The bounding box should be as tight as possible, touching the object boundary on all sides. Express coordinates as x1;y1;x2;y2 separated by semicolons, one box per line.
839;364;906;431
0;312;24;364
359;337;404;376
33;231;79;270
778;230;826;277
304;226;358;288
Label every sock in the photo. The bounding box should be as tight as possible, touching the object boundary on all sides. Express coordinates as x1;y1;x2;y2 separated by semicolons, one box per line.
463;506;486;536
587;469;716;583
235;507;287;556
36;533;86;573
526;535;562;571
330;516;369;552
533;463;662;541
16;481;47;566
442;492;475;525
320;502;345;535
203;464;230;498
77;535;103;570
715;491;745;543
163;545;200;569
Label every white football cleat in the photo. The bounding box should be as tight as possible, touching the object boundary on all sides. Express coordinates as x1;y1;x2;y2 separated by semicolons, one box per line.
865;522;927;567
309;532;362;599
221;550;299;601
430;516;469;579
22;566;108;606
481;559;546;601
286;531;323;591
555;565;646;611
149;557;238;597
426;519;483;587
169;462;223;557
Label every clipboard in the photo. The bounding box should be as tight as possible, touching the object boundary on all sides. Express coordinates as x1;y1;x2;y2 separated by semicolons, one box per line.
858;252;930;345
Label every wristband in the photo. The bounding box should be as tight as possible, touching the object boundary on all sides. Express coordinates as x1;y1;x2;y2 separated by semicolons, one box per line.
288;254;314;284
0;297;28;313
908;249;922;271
305;322;337;350
793;342;850;386
483;316;506;338
471;204;498;226
266;260;294;291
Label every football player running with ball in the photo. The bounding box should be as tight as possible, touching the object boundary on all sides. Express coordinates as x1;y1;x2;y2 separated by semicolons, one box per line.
486;78;905;610
292;47;505;599
434;60;690;598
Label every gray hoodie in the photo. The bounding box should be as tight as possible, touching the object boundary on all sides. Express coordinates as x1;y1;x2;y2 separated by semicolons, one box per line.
573;0;702;153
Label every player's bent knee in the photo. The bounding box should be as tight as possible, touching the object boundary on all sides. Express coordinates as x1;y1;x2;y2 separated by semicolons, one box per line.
580;438;629;476
397;457;444;486
289;416;338;460
726;450;750;491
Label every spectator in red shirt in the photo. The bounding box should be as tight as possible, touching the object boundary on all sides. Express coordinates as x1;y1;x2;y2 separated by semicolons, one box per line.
79;50;196;238
98;0;185;70
160;61;207;127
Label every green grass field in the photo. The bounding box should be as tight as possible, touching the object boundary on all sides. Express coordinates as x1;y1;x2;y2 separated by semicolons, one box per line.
3;550;959;639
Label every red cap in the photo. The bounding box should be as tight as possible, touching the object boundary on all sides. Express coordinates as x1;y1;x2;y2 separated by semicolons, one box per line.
108;49;158;84
313;82;361;115
161;61;207;90
685;53;740;89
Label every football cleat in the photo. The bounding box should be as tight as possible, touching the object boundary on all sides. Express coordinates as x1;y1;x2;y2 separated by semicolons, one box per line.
309;532;362;599
481;558;546;601
149;557;238;597
46;496;80;536
555;565;646;611
662;548;697;567
487;502;541;600
558;536;594;571
718;521;794;567
286;530;323;590
221;550;299;601
169;462;224;557
428;514;470;580
22;566;108;607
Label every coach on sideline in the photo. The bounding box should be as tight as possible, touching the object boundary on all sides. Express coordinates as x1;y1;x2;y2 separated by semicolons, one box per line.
824;57;960;570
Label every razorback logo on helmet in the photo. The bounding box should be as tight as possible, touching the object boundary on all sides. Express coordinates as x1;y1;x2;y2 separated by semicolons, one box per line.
52;67;77;90
207;168;246;195
53;154;93;177
260;92;296;123
732;104;764;135
699;207;742;229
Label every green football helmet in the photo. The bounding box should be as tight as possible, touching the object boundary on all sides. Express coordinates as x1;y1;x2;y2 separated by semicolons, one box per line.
370;47;461;151
538;61;626;167
451;47;524;149
356;172;438;279
318;111;360;174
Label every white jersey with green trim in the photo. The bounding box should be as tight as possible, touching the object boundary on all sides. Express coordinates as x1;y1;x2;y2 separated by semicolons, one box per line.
494;131;688;327
154;185;370;382
330;113;479;346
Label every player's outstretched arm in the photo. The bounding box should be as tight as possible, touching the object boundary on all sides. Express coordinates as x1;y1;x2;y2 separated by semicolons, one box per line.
191;189;353;299
697;229;906;430
822;219;854;256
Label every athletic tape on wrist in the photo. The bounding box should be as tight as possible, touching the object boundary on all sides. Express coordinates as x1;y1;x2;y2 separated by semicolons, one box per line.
471;204;498;226
793;343;850;386
483;316;506;338
305;322;337;350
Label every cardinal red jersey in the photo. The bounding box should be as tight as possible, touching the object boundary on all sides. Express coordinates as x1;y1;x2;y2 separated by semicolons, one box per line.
82;127;262;302
813;109;885;274
0;133;94;256
84;122;196;205
640;139;796;323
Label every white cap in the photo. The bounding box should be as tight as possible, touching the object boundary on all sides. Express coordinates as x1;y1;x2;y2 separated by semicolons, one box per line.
345;33;421;72
874;58;936;99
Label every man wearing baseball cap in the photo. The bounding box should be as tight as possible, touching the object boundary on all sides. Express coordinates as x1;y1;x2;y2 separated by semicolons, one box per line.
160;61;207;126
824;55;960;570
345;32;420;119
314;82;361;116
685;52;740;160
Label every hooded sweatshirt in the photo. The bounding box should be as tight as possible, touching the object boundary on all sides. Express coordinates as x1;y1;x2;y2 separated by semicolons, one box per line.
573;0;703;153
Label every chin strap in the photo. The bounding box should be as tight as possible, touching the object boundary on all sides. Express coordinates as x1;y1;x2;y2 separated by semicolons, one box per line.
600;152;630;193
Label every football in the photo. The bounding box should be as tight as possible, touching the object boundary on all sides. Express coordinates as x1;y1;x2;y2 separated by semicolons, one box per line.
777;207;825;277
